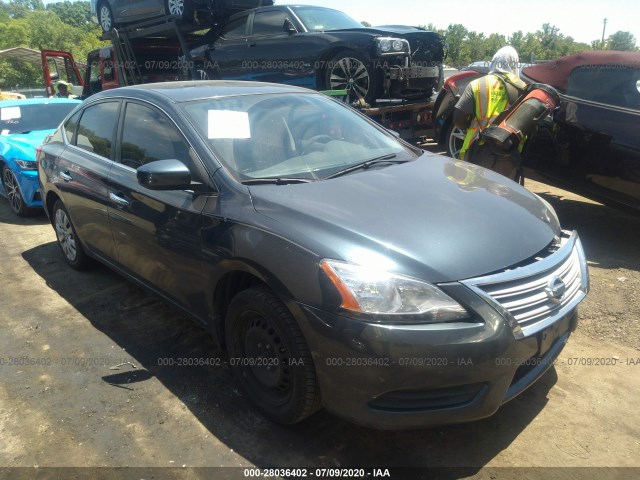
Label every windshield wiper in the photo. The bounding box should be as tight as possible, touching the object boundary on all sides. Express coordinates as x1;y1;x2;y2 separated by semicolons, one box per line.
323;154;408;179
241;177;314;185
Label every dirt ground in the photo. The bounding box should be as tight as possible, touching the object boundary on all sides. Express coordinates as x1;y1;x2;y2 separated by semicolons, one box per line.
1;163;639;480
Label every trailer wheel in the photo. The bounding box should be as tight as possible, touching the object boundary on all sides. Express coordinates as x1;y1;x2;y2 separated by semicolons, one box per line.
97;1;114;33
324;51;380;104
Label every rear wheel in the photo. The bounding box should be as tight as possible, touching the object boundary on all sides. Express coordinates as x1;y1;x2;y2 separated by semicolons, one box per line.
97;1;114;33
52;200;92;270
225;286;321;424
2;166;33;217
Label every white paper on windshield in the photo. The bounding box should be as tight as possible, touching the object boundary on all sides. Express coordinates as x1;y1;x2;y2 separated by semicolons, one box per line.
207;110;251;139
1;129;9;136
1;107;21;121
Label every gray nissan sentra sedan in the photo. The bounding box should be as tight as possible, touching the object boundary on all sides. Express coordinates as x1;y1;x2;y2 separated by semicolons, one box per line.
37;81;589;429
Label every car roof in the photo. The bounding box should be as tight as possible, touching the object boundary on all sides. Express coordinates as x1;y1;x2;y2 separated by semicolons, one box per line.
93;80;319;103
227;4;340;20
522;51;640;90
0;98;81;108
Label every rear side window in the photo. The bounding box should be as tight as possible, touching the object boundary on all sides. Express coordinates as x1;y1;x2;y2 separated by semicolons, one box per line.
567;65;640;110
222;16;248;38
74;102;119;159
63;110;81;144
251;11;289;36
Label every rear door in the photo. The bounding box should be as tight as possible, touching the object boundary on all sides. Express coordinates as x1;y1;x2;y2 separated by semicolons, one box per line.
243;8;315;87
210;14;251;79
52;100;120;260
107;100;211;317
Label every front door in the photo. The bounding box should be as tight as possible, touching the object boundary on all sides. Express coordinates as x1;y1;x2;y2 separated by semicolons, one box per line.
107;101;210;317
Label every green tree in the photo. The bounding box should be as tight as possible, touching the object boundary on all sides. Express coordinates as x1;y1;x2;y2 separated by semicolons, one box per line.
1;0;44;18
47;1;92;29
607;31;637;51
508;30;525;54
444;24;468;67
360;20;371;27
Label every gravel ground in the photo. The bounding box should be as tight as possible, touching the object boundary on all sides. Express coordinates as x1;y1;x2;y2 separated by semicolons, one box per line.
0;163;639;480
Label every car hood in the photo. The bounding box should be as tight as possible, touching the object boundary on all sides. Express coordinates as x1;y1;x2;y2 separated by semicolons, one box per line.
249;154;561;283
1;130;52;159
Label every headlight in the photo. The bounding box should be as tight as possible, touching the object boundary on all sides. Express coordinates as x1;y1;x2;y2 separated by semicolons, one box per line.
14;159;37;170
320;259;469;322
375;37;410;56
392;40;405;51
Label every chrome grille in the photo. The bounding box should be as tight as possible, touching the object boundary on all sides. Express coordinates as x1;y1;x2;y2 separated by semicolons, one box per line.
461;231;589;338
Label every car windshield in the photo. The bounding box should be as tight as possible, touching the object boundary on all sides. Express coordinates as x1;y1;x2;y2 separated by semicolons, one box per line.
290;6;363;31
0;103;77;135
181;93;418;182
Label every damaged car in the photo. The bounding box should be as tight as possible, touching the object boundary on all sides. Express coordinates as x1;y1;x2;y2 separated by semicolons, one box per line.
38;81;588;428
186;5;445;104
521;51;640;211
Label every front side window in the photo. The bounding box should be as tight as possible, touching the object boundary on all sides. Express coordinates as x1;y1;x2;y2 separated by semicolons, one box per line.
290;6;363;31
181;92;418;182
74;101;119;158
567;65;640;110
251;11;289;36
119;102;191;169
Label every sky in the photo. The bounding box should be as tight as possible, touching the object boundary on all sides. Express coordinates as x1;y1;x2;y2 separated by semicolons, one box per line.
280;0;640;45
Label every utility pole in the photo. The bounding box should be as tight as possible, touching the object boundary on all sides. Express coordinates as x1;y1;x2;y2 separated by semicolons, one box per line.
601;18;608;45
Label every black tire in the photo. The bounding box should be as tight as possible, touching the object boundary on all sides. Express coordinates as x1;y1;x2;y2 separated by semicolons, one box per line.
445;123;466;159
52;200;93;270
97;1;114;33
324;51;380;104
225;286;321;424
2;166;35;217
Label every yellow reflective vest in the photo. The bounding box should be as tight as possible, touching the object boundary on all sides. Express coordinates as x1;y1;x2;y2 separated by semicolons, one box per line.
459;73;523;160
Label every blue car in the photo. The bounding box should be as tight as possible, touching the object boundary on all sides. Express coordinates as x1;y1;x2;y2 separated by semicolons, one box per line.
1;98;80;216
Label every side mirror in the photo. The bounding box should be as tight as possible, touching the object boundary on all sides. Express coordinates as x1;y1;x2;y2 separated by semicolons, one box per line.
284;19;297;35
137;159;191;190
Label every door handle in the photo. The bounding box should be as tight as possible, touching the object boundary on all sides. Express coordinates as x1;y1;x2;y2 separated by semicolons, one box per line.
60;171;72;182
109;192;130;207
248;43;257;47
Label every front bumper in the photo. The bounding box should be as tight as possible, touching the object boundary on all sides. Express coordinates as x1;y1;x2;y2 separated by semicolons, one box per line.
289;231;588;429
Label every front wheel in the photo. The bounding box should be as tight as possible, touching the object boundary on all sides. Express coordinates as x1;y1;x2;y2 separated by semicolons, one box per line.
2;166;33;217
446;123;466;159
325;51;380;104
52;200;93;270
225;286;321;424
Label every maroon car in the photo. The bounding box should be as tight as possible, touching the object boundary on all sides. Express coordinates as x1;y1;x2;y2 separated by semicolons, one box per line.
521;51;640;211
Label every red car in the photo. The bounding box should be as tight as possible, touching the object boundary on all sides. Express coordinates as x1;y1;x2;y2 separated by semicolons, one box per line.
521;51;640;212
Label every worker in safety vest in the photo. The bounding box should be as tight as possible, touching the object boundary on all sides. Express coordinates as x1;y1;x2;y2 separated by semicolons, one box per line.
453;46;527;180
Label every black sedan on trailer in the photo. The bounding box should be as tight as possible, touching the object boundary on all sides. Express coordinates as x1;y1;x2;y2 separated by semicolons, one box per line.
187;5;444;104
38;81;588;429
